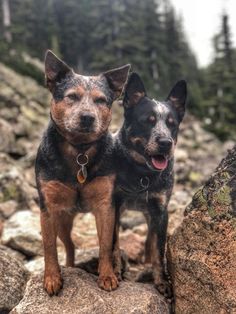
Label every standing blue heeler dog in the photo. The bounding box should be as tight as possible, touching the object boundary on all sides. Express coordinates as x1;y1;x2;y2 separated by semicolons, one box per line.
35;50;130;295
113;73;187;296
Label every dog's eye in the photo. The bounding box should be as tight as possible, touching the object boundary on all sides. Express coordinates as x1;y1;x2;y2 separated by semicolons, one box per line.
94;97;107;104
167;116;175;126
148;115;156;124
66;93;80;101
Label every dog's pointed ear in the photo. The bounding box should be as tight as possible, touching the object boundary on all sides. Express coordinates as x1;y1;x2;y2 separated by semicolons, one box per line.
103;64;131;98
45;50;73;92
167;80;187;122
123;73;146;108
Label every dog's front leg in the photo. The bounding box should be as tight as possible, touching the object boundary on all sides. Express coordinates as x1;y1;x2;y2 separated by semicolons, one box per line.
95;202;118;291
112;207;122;281
147;195;171;297
40;210;62;296
39;180;77;295
82;175;118;291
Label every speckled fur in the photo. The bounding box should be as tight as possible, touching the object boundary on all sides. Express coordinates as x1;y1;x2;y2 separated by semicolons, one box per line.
113;73;187;297
35;50;130;295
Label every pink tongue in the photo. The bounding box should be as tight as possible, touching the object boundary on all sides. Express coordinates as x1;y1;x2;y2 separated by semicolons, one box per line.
151;156;168;170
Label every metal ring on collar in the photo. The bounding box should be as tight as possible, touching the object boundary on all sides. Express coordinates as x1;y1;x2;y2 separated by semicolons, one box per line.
140;176;150;189
76;154;89;166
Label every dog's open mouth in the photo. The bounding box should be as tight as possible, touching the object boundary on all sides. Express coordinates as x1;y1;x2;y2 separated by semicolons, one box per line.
150;154;168;170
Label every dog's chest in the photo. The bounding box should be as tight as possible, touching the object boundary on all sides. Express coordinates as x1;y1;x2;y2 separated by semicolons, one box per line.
119;194;149;213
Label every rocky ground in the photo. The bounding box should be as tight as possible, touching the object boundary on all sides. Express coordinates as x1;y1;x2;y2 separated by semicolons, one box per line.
0;63;235;313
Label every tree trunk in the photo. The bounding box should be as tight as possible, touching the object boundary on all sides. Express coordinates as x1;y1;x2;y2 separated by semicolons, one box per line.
168;146;236;313
2;0;12;43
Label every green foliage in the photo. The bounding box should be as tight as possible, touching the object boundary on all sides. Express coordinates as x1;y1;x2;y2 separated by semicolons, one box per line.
0;0;235;140
198;14;236;140
0;0;199;96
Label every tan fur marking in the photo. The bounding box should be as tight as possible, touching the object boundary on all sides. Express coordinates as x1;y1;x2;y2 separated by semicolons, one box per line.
81;175;118;290
149;192;168;206
64;86;85;98
128;149;146;164
39;180;78;295
40;180;77;210
130;136;146;147
90;89;107;102
133;91;145;104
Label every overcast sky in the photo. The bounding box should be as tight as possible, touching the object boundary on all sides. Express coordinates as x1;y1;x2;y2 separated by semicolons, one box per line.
171;0;236;67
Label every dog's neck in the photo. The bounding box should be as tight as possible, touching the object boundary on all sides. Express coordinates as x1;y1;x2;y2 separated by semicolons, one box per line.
49;119;108;164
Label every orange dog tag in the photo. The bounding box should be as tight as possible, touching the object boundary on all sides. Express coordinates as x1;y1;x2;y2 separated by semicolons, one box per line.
76;153;89;184
77;166;87;184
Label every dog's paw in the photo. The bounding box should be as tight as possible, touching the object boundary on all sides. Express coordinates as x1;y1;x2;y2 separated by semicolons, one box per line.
44;273;63;296
97;272;119;291
154;278;172;298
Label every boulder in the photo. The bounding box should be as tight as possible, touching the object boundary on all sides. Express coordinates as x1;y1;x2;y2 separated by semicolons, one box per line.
0;118;15;153
0;154;35;209
120;210;145;230
1;210;43;257
168;146;236;313
120;230;145;263
0;63;49;159
0;244;26;262
0;200;18;219
11;267;169;314
0;247;29;312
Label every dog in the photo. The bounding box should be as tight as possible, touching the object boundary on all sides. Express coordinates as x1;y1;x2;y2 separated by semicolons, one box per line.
113;73;187;296
35;50;130;295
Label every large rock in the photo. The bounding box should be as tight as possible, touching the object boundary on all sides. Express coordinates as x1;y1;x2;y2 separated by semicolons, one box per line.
0;153;36;210
120;230;145;263
0;247;29;312
0;118;15;153
0;244;26;262
168;146;236;313
1;210;43;257
0;200;18;219
11;267;169;314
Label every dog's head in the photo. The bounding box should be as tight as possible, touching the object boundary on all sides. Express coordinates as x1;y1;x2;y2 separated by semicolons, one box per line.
121;73;187;172
45;50;130;145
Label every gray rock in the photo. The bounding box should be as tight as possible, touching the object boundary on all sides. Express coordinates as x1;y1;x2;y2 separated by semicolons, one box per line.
11;268;169;314
0;118;15;153
120;211;145;230
0;247;29;312
0;244;26;262
120;230;145;263
1;210;42;257
168;146;236;313
0;200;18;218
0;154;35;209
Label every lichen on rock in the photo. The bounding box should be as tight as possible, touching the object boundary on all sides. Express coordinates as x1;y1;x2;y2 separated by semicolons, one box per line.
168;146;236;314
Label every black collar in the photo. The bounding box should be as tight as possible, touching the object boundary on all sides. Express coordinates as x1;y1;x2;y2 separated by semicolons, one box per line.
118;175;151;196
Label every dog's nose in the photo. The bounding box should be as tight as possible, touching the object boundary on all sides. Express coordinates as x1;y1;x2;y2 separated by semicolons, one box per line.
80;113;95;127
157;138;172;151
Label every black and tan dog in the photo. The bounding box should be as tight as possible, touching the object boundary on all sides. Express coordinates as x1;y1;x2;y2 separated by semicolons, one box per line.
113;73;187;296
35;50;130;295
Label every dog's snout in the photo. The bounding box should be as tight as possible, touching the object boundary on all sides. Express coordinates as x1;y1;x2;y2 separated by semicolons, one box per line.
80;113;95;127
157;137;172;151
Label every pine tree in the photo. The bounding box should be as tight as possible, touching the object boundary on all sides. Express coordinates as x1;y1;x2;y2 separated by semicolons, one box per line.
200;13;236;140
